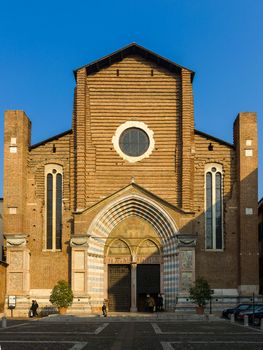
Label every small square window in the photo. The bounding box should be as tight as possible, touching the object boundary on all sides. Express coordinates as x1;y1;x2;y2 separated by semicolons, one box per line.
9;207;17;214
245;149;253;157
11;137;17;145
246;139;252;146
245;208;253;215
10;146;17;153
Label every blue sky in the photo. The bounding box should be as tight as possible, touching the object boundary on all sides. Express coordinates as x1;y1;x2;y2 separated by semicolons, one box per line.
0;0;262;199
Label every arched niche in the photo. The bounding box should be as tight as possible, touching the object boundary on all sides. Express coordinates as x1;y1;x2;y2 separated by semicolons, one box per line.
107;239;131;256
137;239;160;257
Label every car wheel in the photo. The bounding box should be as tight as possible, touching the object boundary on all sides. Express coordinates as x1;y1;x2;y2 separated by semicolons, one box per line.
227;314;232;320
254;317;260;326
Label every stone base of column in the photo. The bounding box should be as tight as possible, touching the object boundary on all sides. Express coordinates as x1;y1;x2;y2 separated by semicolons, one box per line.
130;306;138;312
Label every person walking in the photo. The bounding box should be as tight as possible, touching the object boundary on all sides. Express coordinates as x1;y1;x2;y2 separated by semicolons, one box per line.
30;300;39;317
102;301;107;317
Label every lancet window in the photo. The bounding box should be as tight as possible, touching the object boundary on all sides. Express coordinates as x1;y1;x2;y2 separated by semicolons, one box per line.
45;164;63;250
205;164;223;250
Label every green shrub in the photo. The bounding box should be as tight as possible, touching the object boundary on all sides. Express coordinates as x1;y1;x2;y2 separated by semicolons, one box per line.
49;280;73;308
189;277;212;307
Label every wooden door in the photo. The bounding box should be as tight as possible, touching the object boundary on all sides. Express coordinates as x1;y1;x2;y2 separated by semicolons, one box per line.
108;265;131;311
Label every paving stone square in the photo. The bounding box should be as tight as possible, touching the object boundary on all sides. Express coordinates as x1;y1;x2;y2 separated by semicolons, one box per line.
0;318;263;350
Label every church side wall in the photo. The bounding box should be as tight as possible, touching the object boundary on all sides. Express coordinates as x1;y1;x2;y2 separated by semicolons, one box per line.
27;134;72;289
194;133;239;290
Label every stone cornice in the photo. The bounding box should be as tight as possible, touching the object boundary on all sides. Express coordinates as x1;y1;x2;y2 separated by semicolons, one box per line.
176;233;198;247
70;235;90;247
5;234;27;247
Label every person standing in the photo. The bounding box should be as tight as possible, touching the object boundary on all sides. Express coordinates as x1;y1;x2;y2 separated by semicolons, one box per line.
145;294;155;312
157;294;163;311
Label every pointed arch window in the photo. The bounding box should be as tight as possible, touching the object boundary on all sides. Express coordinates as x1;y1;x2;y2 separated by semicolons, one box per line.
205;164;223;250
45;164;63;250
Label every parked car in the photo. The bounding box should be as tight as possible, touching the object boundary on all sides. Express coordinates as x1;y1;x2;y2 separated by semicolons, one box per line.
251;309;263;326
236;305;263;324
222;303;253;319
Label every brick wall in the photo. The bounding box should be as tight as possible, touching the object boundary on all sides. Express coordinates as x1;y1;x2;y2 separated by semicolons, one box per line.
234;112;259;293
74;56;182;209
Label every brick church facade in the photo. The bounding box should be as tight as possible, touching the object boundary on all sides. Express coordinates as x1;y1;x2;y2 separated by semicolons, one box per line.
3;44;259;315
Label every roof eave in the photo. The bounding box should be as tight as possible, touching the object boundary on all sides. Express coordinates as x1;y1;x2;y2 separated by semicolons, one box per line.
30;129;72;150
195;129;234;148
73;43;195;80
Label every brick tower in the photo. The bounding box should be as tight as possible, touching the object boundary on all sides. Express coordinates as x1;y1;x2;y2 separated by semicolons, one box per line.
3;111;31;300
234;112;259;294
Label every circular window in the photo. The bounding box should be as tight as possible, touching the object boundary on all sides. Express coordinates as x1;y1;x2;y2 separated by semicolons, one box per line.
119;128;149;157
112;121;155;163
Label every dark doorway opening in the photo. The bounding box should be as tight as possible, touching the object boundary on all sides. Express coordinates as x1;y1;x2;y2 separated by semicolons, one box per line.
137;264;160;311
108;264;131;311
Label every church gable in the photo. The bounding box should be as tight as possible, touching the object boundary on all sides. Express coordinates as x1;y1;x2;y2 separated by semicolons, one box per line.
86;54;182;155
74;43;194;78
74;51;188;209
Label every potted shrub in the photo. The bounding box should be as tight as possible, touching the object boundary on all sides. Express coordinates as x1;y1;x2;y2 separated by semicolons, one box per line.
49;280;73;314
189;277;211;314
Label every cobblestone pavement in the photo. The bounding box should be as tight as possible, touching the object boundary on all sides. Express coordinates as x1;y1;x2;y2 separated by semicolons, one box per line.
0;317;263;349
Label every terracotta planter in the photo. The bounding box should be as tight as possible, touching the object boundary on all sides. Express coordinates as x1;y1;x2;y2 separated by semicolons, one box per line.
58;307;67;315
196;306;204;315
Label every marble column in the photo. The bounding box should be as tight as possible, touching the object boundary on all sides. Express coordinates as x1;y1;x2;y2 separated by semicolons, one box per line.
130;263;137;312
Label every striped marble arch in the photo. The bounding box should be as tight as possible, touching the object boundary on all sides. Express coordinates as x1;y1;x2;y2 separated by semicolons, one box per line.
87;194;179;309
